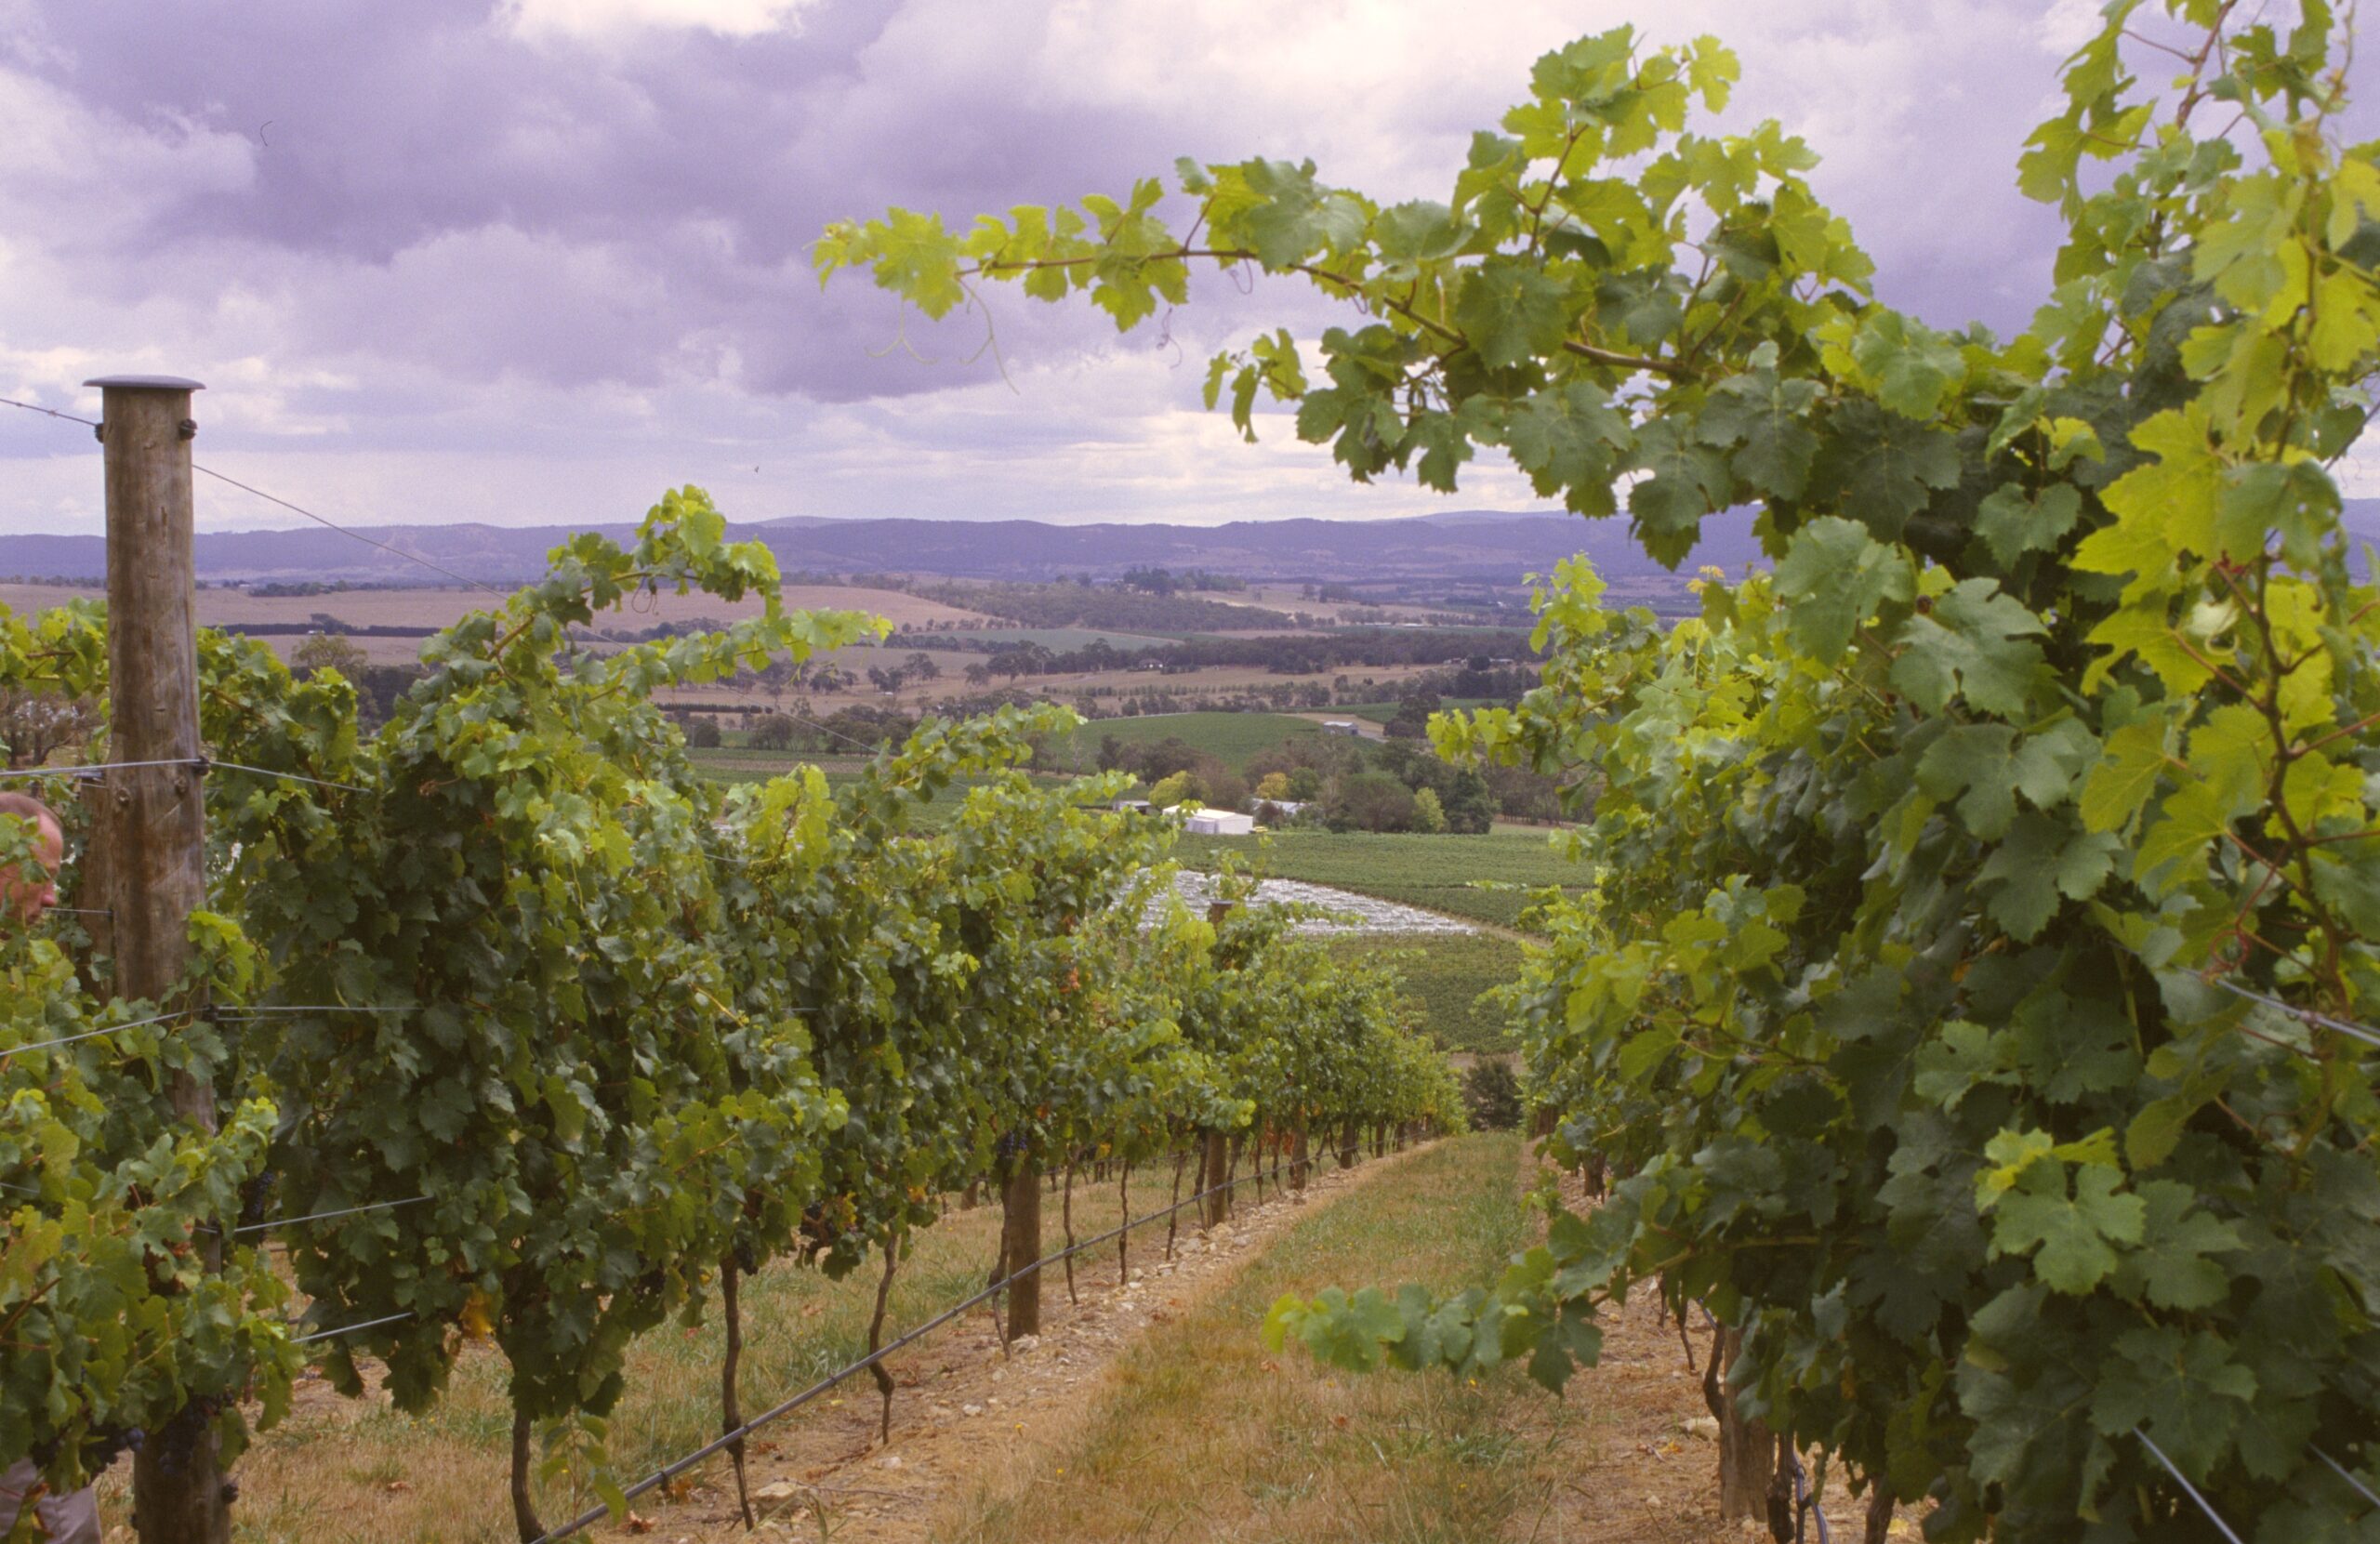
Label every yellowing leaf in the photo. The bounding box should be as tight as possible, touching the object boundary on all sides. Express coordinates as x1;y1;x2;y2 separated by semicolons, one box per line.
460;1289;496;1342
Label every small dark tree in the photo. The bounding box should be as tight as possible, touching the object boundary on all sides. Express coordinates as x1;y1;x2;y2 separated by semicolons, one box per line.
1384;692;1439;741
1441;770;1496;835
291;632;369;680
1461;1061;1522;1130
1326;772;1416;833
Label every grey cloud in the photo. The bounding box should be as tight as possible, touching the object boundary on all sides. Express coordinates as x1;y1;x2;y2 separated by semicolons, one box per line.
12;0;2097;401
2;1;2371;535
12;0;1198;401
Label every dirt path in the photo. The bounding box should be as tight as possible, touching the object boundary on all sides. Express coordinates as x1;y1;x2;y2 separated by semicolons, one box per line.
580;1145;1435;1542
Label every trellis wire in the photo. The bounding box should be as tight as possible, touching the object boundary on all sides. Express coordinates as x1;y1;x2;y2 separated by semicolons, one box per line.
290;1311;416;1347
205;759;368;795
0;395;97;429
523;1140;1370;1544
0;757;364;794
2210;977;2380;1052
213;1005;415;1017
1;759;207;781
0;390;909;768
786;712;888;759
231;1195;432;1237
2135;1428;2246;1544
2314;1446;2380;1510
0;1000;404;1061
2118;942;2380;1056
2;1010;188;1060
0;396;507;595
192;464;509;598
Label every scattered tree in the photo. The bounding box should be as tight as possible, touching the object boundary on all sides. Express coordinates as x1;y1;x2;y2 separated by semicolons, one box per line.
290;632;368;680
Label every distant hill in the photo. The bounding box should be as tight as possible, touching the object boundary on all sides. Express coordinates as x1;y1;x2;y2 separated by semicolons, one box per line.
8;502;2374;587
1;508;1764;587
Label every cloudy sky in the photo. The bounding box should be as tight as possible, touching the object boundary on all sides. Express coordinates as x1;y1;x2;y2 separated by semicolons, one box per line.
0;0;2368;538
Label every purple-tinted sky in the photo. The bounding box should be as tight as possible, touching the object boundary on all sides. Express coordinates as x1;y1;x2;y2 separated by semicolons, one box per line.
0;0;2371;536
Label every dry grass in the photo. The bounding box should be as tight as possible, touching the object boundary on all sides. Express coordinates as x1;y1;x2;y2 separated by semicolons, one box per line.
89;1176;1166;1544
923;1137;1854;1544
77;1137;1864;1544
929;1133;1566;1544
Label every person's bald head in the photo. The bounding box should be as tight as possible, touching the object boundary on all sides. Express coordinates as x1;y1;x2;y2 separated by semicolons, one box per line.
0;792;63;927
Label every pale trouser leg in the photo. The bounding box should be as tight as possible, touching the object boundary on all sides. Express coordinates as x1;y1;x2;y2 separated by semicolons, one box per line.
0;1458;103;1543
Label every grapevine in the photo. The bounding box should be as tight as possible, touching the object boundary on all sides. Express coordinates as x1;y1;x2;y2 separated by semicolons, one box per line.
1;489;1461;1539
821;6;2380;1537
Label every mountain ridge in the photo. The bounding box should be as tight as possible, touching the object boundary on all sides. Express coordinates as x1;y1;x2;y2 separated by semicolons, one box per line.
2;508;1761;587
8;502;2374;587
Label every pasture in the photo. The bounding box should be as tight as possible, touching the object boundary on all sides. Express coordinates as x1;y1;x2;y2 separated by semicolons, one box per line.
1066;710;1326;772
1327;930;1527;1054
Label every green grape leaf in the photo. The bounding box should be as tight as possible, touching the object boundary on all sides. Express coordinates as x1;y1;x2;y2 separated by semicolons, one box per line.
1975;813;2121;940
1889;581;2049;718
1288;1287;1409;1374
1455;258;1575;370
2088;1326;2256;1479
1628;417;1732;566
1772;515;1913;662
1976;482;2084;566
1849;311;1968;419
1809;401;1963;541
1701;369;1824;499
2111;1181;2243;1311
1989;1163;2145;1294
1501;383;1629;511
1234;159;1368;268
2080;719;2172;834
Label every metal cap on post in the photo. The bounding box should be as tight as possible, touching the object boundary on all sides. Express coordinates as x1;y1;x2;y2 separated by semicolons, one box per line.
87;374;231;1544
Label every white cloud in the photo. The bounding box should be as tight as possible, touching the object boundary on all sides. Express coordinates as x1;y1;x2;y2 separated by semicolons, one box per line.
2035;0;2105;56
0;65;253;254
498;0;822;42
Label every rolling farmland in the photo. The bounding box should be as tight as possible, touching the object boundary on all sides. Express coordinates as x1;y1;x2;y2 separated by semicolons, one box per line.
1064;710;1328;772
1178;828;1584;932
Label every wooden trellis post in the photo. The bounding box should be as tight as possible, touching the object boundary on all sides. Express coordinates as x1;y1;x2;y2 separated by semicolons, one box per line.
87;375;229;1544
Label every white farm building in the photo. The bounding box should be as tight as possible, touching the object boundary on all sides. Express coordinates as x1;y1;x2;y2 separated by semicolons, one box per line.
1182;810;1256;837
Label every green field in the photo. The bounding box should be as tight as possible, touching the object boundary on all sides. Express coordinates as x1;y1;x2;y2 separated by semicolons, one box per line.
1179;827;1585;931
1330;697;1501;725
687;746;872;778
1329;930;1526;1053
687;747;1050;827
1068;709;1326;772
